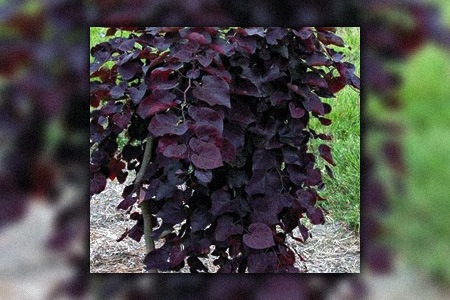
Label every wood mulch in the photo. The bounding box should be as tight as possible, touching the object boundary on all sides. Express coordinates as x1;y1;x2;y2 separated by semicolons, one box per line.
90;173;360;273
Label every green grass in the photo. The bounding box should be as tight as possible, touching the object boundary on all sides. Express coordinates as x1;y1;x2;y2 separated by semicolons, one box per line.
309;27;360;233
90;27;107;54
383;43;450;284
89;27;361;232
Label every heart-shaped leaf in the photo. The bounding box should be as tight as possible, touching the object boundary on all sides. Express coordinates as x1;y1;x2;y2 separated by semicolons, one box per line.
318;144;335;166
193;75;231;108
243;223;275;249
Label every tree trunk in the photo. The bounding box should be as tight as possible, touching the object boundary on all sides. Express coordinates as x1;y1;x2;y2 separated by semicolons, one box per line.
135;135;157;273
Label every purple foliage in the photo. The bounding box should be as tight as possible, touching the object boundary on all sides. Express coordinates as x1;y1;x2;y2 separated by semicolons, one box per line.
90;26;359;273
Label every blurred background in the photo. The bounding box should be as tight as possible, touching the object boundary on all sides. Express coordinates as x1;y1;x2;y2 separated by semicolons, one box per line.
1;0;450;299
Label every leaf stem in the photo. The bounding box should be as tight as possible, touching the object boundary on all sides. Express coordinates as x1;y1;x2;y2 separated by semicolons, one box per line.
182;77;191;120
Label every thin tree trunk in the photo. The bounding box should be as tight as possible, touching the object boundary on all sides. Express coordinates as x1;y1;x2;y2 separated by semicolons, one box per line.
135;135;157;273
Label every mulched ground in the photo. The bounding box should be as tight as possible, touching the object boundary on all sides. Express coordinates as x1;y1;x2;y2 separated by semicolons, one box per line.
90;173;360;273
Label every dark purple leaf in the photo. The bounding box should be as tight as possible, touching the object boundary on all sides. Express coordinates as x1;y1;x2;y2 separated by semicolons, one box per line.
220;138;237;163
110;82;127;99
112;106;132;129
187;256;209;273
187;31;210;45
169;245;186;268
323;102;332;114
327;76;346;94
243;223;275;249
147;64;182;90
233;77;266;97
162;144;187;159
327;48;344;62
91;42;112;64
296;189;317;210
299;225;309;242
228;101;255;127
210;189;233;216
367;245;393;274
266;27;288;45
305;167;322;186
232;35;257;54
247;252;277;273
117;194;137;210
151;180;177;201
335;62;357;83
172;40;200;62
246;170;281;196
252;150;277;171
318;144;335;166
188;106;224;133
288;102;305;118
351;74;360;89
118;61;141;81
193;75;231;108
287;83;309;98
190;138;223;170
191;207;213;232
229;236;242;258
226;169;248;189
127;219;144;242
303;93;325;115
302;72;328;88
287;165;307;185
157;199;186;224
306;52;331;66
263;65;286;83
319;117;332;126
196;50;216;67
195;125;223;145
215;215;243;242
202;67;232;83
251;211;279;226
137;90;177;119
282;147;300;165
242;27;265;37
317;31;345;47
156;136;178;153
325;165;335;179
292;27;313;39
129;82;147;104
307;207;325;225
209;38;234;56
270;90;291;105
383;140;405;173
90;172;106;195
118;38;135;51
224;123;245;149
187;68;200;79
90;62;101;74
100;101;122;115
194;169;213;183
144;248;170;271
148;113;188;137
108;157;126;181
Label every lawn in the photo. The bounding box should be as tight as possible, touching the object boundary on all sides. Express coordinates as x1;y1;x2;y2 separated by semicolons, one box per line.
384;43;450;284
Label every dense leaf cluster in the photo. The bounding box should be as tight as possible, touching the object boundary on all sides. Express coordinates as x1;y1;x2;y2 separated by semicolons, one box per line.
90;27;359;272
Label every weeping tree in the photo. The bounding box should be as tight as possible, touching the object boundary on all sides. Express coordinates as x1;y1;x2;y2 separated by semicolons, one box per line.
90;27;359;273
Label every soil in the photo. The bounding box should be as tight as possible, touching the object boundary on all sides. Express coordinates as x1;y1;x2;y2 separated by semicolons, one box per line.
90;173;360;273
